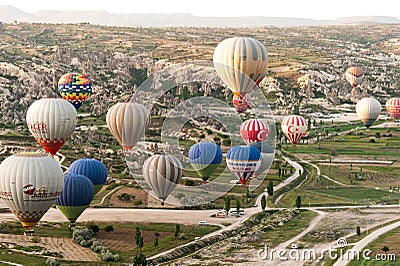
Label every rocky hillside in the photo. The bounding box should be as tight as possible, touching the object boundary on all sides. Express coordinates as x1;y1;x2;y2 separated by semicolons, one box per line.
0;22;400;126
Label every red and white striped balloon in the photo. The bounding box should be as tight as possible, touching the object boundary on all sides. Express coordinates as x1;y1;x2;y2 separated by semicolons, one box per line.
240;118;270;144
281;115;307;145
386;98;400;121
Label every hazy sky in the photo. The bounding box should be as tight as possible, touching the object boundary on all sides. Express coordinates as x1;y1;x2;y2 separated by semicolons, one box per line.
0;0;399;20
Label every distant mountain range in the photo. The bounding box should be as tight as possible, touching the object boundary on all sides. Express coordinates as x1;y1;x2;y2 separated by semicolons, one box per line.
1;5;400;27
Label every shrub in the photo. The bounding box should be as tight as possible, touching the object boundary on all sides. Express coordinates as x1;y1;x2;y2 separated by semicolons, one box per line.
184;179;195;186
134;200;143;205
104;225;114;232
45;258;59;266
87;224;99;233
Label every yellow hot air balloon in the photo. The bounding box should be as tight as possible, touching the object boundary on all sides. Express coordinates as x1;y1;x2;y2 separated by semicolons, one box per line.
26;98;77;156
356;97;381;129
142;154;183;205
213;37;268;97
0;152;63;235
106;102;151;151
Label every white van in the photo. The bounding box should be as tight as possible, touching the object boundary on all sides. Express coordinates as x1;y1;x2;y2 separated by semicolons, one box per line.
229;208;245;215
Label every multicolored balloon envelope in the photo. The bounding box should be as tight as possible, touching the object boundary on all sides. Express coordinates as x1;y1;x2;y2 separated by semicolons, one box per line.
356;97;381;129
249;142;275;177
68;158;108;195
345;67;364;88
188;142;222;181
142;154;183;205
213;37;268;97
58;73;92;110
226;146;261;185
56;173;94;227
386;98;400;121
233;94;252;113
106;102;151;151
240;118;270;144
26;98;77;156
0;152;63;235
281;115;307;146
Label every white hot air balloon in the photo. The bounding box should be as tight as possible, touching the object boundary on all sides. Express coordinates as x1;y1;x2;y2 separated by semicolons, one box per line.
26;98;77;156
213;37;268;97
356;97;382;129
142;154;183;205
0;152;64;235
106;102;151;151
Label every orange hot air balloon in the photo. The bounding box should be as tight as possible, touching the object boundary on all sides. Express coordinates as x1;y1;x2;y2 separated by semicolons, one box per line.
386;98;400;121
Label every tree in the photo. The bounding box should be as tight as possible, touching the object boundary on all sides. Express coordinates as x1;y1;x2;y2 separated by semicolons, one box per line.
133;253;147;266
261;195;266;211
224;195;231;213
135;226;141;247
356;226;361;236
267;181;274;196
236;200;241;217
245;187;250;203
174;224;180;238
295;196;302;209
382;246;389;253
154;232;159;248
293;105;300;115
307;119;311;130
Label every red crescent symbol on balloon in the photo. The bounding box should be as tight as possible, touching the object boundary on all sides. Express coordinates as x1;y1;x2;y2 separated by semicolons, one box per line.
257;130;268;141
287;125;295;134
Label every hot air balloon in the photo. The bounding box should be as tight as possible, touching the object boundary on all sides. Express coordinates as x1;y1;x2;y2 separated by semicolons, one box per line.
26;98;77;156
188;142;222;182
226;146;261;185
386;98;400;121
356;97;381;129
58;73;92;110
249;142;275;178
240;118;270;144
233;94;252;113
56;173;94;227
0;152;63;235
213;37;268;97
142;154;183;205
281;115;307;146
106;102;150;151
345;67;364;89
68;158;108;195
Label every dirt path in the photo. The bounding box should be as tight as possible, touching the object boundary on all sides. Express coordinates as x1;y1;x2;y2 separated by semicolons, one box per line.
0;233;99;261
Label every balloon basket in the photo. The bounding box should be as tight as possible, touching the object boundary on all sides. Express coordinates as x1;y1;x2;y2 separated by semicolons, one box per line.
24;229;34;236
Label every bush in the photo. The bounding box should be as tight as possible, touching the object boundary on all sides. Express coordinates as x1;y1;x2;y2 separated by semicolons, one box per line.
134;200;143;205
87;224;100;233
179;233;188;240
45;258;59;266
369;138;376;143
104;225;114;232
184;179;195;186
72;226;93;243
100;249;120;262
